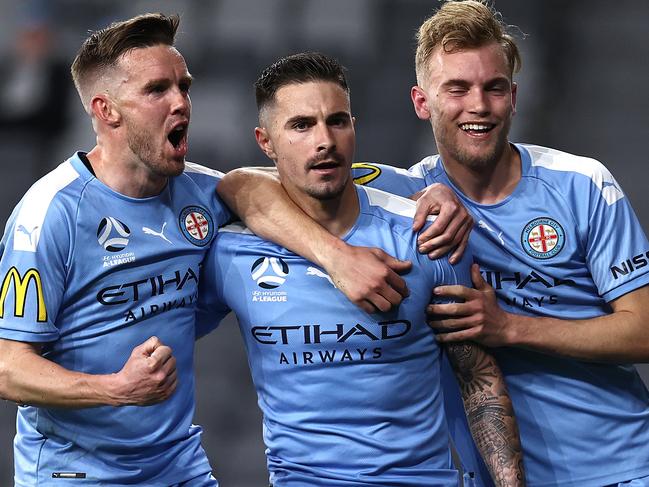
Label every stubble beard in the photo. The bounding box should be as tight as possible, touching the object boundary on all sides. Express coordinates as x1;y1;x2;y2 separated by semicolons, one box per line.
303;150;349;200
304;177;348;201
435;117;512;170
125;118;184;178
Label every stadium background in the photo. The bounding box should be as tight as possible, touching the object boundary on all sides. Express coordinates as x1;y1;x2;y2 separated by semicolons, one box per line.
0;0;647;484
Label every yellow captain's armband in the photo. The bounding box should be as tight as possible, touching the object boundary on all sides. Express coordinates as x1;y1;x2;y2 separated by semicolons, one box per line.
352;162;382;186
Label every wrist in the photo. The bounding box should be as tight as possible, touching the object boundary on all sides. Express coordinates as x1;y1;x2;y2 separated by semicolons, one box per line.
502;312;522;347
311;234;348;270
100;373;128;407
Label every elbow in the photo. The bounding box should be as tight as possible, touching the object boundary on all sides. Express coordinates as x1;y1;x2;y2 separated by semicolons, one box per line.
216;170;241;201
0;349;28;404
218;167;267;196
0;357;15;402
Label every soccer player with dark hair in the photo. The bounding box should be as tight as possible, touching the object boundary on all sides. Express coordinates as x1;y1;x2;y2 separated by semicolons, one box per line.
198;51;525;487
0;13;460;485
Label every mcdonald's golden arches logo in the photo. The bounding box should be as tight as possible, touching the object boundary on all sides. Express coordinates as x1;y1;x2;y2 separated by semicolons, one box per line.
0;267;47;322
352;162;382;186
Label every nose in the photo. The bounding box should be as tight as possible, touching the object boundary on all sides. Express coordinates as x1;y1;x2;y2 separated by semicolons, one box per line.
315;123;335;153
171;86;191;117
467;88;489;117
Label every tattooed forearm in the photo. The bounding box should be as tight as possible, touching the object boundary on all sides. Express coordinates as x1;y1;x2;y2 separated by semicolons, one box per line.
445;343;526;487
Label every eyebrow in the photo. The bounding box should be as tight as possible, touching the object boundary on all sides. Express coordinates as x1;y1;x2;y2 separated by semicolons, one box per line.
143;73;194;90
441;76;510;88
284;111;351;127
327;111;352;120
284;115;315;128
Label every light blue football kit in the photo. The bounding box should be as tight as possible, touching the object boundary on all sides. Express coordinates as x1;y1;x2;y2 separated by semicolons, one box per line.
197;185;475;487
352;144;649;487
0;152;229;486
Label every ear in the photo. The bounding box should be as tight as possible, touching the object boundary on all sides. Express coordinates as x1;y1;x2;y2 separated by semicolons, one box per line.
90;94;121;127
511;81;518;116
255;127;276;161
411;85;431;120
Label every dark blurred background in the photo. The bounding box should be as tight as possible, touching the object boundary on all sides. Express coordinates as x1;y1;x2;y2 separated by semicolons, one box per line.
1;0;648;485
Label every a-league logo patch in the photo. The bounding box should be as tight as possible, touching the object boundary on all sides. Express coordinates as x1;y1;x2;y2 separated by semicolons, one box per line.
521;217;565;259
251;257;289;289
97;217;131;252
179;206;214;247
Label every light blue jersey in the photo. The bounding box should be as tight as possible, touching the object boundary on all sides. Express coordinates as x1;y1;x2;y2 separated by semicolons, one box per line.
0;152;230;486
198;185;474;487
352;143;649;487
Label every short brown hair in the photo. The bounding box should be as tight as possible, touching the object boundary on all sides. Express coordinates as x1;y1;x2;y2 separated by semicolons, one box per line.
415;0;521;85
71;13;180;111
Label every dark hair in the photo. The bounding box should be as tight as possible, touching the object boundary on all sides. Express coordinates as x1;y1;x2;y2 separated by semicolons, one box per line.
71;13;180;110
255;52;349;112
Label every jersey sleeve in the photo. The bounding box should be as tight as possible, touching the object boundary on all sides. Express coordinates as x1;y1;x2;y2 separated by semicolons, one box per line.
0;197;71;343
351;162;427;197
196;232;232;339
582;169;649;302
419;241;474;305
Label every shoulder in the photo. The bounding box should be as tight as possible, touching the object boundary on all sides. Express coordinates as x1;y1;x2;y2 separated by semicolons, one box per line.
351;160;428;196
176;161;232;224
523;144;624;205
180;161;226;187
360;185;418;220
358;185;436;238
9;159;83;252
407;154;444;180
216;221;276;252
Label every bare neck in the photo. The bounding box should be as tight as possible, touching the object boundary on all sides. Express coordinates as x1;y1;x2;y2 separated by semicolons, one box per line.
86;145;168;198
285;181;360;238
441;143;521;204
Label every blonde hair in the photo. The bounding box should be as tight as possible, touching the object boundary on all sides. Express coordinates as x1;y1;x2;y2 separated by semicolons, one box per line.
415;0;521;85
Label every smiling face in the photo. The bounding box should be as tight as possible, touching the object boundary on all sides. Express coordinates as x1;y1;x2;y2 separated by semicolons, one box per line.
412;42;517;171
256;80;356;203
109;44;192;178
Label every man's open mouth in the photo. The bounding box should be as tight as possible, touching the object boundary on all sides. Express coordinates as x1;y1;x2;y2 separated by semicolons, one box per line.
168;123;188;149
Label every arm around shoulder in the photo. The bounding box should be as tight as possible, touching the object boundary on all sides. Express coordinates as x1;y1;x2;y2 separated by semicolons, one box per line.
218;167;413;313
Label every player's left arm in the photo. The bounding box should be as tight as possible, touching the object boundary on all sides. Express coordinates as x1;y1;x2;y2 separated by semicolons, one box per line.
445;341;526;487
217;167;411;313
431;267;649;362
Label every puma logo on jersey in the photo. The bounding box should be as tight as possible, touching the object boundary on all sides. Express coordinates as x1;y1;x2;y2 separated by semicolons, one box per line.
306;267;336;287
142;222;172;244
16;225;39;245
478;220;504;246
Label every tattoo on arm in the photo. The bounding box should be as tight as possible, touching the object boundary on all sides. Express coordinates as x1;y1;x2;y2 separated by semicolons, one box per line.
445;343;526;487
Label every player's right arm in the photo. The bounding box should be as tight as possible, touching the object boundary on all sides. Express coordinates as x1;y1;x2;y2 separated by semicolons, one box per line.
0;191;176;408
218;167;411;313
0;336;177;407
444;342;526;486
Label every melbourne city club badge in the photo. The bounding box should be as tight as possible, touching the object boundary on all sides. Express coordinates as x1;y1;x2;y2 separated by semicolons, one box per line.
521;217;565;259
